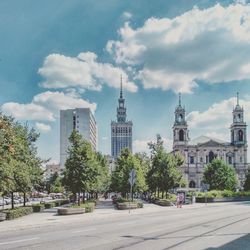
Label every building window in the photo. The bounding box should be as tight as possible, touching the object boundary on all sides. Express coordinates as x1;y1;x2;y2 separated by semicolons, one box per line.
189;181;196;188
238;130;243;142
200;157;203;163
240;156;242;163
190;156;194;164
228;156;232;164
179;129;184;141
208;151;215;163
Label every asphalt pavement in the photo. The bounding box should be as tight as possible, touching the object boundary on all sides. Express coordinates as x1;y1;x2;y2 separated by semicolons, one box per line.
0;200;250;250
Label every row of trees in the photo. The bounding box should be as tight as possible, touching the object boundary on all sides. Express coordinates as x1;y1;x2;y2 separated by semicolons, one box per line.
64;132;246;201
110;135;185;199
0;114;44;208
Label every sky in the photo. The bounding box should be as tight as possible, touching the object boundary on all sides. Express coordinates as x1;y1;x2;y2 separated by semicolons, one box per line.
1;0;250;163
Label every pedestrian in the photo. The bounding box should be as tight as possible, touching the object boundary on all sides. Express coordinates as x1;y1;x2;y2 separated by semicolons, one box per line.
176;194;180;208
179;193;184;208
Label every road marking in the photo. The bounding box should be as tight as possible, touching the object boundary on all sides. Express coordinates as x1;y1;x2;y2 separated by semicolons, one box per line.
73;228;96;233
0;237;39;246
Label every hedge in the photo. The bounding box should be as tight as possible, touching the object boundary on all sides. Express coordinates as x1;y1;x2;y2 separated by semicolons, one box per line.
44;202;56;209
196;190;250;199
32;204;45;212
4;207;33;220
70;201;95;213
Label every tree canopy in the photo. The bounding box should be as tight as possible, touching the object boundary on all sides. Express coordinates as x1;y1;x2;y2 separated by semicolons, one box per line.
203;158;238;191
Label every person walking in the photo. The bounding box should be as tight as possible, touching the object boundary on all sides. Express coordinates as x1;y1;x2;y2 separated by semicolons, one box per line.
176;194;180;208
179;193;184;208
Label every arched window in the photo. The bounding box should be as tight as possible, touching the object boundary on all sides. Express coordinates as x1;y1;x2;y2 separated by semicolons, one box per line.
231;131;234;142
238;130;243;142
208;151;215;163
179;129;184;141
189;181;196;188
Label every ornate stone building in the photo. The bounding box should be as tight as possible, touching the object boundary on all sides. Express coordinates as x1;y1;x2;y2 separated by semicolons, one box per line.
173;93;247;188
111;77;133;158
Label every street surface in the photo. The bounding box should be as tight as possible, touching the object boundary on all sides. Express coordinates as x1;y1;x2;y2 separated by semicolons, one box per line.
0;200;250;250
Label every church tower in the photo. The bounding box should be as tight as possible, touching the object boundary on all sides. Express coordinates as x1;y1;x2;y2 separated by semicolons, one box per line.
231;92;247;146
173;93;189;148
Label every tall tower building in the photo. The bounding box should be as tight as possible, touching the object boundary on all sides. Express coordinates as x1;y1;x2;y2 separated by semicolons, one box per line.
173;93;189;149
111;77;133;158
60;108;98;168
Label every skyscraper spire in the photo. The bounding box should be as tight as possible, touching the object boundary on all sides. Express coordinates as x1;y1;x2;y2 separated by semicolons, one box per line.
179;92;181;107
120;75;123;99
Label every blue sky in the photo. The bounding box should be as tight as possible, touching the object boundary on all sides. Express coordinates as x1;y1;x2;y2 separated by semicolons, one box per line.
1;0;250;162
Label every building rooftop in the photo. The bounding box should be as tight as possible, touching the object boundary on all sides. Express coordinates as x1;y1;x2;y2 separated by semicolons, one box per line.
189;135;227;146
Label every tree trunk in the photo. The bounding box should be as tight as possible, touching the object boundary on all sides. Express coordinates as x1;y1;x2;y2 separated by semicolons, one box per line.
157;188;159;198
95;192;98;200
11;192;14;209
161;191;164;199
78;191;81;206
23;192;26;207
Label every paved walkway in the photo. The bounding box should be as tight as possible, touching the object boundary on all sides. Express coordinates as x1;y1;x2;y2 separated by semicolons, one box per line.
0;199;210;233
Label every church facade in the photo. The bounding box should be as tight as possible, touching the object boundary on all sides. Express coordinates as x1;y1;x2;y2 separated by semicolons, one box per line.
172;94;247;189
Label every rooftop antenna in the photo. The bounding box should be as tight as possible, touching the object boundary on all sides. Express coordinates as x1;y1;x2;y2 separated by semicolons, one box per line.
120;75;123;98
179;92;181;106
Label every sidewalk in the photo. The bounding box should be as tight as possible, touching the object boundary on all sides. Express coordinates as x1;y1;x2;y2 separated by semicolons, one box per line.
0;200;218;233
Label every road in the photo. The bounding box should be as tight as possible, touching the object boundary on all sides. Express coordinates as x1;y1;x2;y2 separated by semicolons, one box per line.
0;201;250;249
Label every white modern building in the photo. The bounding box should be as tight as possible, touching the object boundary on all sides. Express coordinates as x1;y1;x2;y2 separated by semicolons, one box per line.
111;77;133;158
172;93;247;188
60;108;98;168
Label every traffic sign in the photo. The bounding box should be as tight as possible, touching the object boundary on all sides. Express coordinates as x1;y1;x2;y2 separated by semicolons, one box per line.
129;169;136;186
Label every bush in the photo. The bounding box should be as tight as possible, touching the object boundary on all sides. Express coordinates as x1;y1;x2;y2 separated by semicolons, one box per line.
45;202;56;209
32;204;45;212
4;207;33;220
116;197;129;203
70;201;95;213
137;202;143;208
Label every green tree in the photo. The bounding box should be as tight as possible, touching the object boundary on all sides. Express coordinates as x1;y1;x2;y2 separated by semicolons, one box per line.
0;114;43;208
111;148;147;197
203;158;238;191
244;168;250;191
92;153;111;196
46;172;64;194
148;135;184;198
62;130;98;205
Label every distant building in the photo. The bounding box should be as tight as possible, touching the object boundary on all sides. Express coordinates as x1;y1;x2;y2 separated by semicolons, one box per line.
60;108;98;168
172;93;247;188
111;77;133;158
44;163;60;180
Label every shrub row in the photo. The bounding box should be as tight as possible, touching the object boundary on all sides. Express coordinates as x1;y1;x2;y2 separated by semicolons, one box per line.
70;201;95;213
4;207;33;220
32;204;45;212
196;190;250;199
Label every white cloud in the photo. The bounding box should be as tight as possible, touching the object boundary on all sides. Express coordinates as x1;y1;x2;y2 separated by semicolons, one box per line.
1;91;96;121
35;122;51;133
133;137;173;154
107;3;250;93
122;11;133;20
33;91;97;116
39;52;137;93
187;96;250;129
1;102;54;121
187;96;250;140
